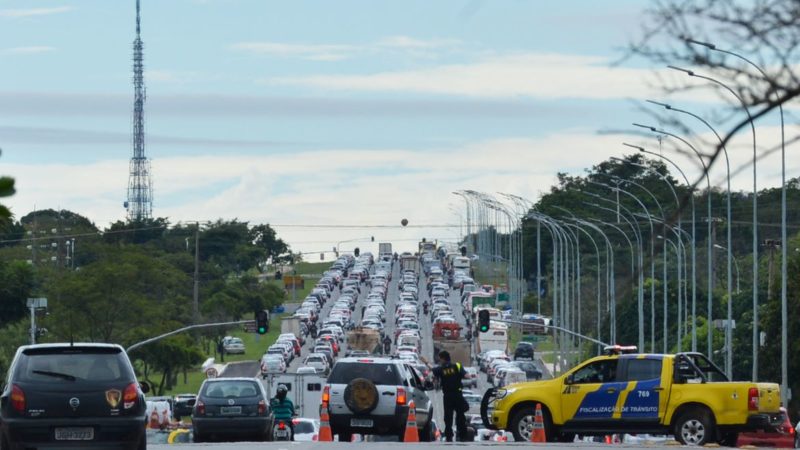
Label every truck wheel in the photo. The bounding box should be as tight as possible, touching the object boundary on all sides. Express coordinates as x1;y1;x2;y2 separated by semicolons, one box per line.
509;405;552;442
674;410;715;446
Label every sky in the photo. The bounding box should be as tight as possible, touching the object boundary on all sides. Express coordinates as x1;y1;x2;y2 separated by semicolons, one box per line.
0;0;794;258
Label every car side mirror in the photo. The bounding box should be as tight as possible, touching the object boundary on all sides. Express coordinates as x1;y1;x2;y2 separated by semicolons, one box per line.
139;381;150;394
423;380;434;391
187;398;196;407
565;374;574;385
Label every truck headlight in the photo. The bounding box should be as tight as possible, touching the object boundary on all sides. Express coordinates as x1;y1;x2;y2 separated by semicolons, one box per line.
495;388;516;400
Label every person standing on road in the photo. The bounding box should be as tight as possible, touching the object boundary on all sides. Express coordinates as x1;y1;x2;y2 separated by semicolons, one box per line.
217;339;225;363
425;350;468;442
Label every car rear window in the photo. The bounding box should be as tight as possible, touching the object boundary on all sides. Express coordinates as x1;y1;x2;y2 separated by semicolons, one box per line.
328;362;402;385
16;351;132;383
202;381;260;398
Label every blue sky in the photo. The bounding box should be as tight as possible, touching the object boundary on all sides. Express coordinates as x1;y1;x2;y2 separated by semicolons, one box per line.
0;0;791;255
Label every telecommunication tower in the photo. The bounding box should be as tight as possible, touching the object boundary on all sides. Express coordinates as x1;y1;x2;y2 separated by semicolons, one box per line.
125;0;153;221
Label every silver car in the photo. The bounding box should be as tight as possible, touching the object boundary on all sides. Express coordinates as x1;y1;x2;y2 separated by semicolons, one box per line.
322;357;435;442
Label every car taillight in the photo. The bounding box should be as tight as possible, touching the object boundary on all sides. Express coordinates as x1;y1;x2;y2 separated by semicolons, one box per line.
396;387;407;405
322;386;330;407
747;387;759;411
196;400;206;416
258;399;267;414
123;383;138;409
10;385;25;413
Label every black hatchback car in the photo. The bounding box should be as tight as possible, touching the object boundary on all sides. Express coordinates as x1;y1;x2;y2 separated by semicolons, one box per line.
513;341;535;360
0;343;150;450
192;377;271;442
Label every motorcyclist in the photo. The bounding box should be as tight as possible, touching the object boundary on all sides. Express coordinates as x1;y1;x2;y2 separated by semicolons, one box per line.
270;384;295;440
383;335;392;354
309;322;318;339
423;300;429;315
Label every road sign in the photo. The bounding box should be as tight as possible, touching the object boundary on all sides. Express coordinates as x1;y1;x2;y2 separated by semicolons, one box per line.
522;335;547;342
243;321;257;333
283;275;304;289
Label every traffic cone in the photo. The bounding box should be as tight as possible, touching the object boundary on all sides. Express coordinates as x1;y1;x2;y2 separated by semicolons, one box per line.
530;403;546;443
403;401;419;442
148;409;160;429
318;405;333;442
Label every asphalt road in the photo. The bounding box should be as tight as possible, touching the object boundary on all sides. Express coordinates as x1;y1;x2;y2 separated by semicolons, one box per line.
149;441;673;449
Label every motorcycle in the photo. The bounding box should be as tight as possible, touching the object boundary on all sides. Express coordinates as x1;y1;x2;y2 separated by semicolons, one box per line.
423;302;429;315
272;418;294;441
383;340;392;354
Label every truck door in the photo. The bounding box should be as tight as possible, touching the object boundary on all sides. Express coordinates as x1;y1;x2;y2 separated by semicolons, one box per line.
561;359;624;425
618;357;664;423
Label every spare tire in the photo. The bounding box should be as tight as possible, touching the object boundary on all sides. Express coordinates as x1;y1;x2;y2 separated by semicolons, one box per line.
343;378;379;414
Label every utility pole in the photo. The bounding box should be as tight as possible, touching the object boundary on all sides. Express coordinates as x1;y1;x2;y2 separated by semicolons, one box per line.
193;222;200;324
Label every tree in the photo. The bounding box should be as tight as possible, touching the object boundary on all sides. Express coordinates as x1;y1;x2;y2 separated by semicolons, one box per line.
0;149;14;231
628;0;800;188
250;223;289;264
46;247;191;344
0;260;35;324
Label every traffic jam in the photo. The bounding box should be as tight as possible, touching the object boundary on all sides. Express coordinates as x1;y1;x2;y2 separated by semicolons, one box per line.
0;240;793;448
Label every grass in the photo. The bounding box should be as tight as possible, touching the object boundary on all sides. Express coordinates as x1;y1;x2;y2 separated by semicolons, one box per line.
161;313;287;397
293;261;330;276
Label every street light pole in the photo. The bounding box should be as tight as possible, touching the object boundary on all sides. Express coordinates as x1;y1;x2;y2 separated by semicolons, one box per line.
646;99;734;377
585;200;644;349
590;179;658;352
634;124;713;354
669;65;760;381
687;38;787;399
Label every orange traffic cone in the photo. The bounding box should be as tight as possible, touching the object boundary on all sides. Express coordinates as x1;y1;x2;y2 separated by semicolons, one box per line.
318;405;333;442
148;409;160;429
530;403;546;443
403;401;420;442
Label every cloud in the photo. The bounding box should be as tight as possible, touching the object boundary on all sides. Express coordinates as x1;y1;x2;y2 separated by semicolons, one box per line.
0;6;72;18
2;46;56;55
0;91;577;119
266;53;663;100
0;125;294;148
230;36;461;61
230;42;359;61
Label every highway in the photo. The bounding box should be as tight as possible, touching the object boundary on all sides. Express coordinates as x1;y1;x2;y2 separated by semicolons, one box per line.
147;260;682;448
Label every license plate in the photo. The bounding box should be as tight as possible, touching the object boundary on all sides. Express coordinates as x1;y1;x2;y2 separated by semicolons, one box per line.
275;430;289;438
55;427;94;441
350;418;373;428
220;406;242;415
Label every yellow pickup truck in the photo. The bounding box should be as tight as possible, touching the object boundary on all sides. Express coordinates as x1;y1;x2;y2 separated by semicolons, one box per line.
480;349;782;445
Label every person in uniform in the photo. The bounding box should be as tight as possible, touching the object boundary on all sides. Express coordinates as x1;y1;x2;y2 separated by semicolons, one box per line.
427;350;468;442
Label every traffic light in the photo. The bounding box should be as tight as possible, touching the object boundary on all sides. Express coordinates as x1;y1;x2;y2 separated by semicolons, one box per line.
255;310;269;335
478;309;490;333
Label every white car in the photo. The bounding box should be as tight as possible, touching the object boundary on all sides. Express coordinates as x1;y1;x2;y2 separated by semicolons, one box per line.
293;418;320;442
303;353;330;375
261;355;286;376
222;337;246;354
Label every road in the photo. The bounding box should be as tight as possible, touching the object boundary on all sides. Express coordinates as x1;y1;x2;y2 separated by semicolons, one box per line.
149;442;670;450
